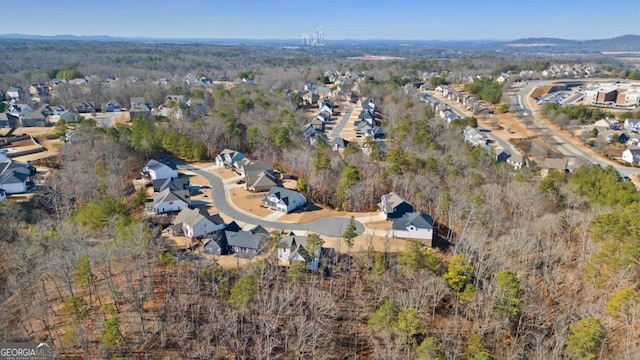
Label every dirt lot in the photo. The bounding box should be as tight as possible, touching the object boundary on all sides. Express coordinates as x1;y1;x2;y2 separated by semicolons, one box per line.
337;103;363;142
228;187;272;217
4;127;61;161
323;232;412;253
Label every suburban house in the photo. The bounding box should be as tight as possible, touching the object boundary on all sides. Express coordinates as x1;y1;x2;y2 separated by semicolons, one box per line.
48;109;79;124
496;150;510;163
303;125;327;146
0;151;34;194
263;187;307;213
7;104;34;117
152;176;190;193
202;221;242;255
622;148;640;165
240;161;273;179
129;97;152;118
172;207;225;239
309;116;326;131
539;158;568;173
20;111;46;127
277;232;321;271
146;188;190;214
247;170;279;192
463;126;487;147
226;225;269;255
142;159;178;180
624;119;640;132
362;140;387;157
507;154;528;169
7;86;25;101
594;119;620;130
73;101;97;114
392;211;435;245
330;137;349;151
379;192;414;219
215;149;246;168
102;100;122;113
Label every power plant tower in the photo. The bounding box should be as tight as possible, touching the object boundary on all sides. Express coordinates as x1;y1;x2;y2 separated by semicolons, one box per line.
301;27;324;46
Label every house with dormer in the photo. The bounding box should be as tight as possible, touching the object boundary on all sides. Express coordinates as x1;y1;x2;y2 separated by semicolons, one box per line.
379;192;414;219
142;159;178;180
263;187;306;213
392;211;434;245
277;232;321;271
172;207;225;239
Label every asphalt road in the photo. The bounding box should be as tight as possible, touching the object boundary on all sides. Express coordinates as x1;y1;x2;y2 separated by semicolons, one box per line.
177;163;366;238
516;81;638;178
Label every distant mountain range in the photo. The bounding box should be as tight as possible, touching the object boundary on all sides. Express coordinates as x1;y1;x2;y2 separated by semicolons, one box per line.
1;33;639;51
507;35;640;51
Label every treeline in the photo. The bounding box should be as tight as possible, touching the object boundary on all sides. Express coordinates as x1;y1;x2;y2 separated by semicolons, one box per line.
108;116;208;161
541;102;613;125
493;59;550;75
464;77;502;104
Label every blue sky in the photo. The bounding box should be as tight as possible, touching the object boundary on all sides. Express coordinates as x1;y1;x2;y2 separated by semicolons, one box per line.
1;0;638;40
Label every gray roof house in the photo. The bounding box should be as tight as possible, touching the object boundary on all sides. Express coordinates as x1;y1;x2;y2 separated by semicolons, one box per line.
624;119;640;132
226;226;269;255
101;100;122;113
129;97;152;117
263;187;306;213
142;159;178;180
277;232;321;271
146;188;190;214
215;149;246;168
172;207;225;239
463;126;487;147
152;176;190;193
392;211;435;245
379;192;414;219
0;151;33;194
622;148;640;165
20;111;46;127
247;170;279;192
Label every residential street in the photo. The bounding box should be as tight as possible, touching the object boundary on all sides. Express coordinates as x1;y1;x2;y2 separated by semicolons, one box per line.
516;81;639;179
177;163;366;238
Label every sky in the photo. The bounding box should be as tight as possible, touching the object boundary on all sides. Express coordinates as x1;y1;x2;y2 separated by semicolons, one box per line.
1;0;639;41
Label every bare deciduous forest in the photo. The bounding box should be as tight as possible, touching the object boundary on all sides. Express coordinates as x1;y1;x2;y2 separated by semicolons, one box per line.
0;40;639;359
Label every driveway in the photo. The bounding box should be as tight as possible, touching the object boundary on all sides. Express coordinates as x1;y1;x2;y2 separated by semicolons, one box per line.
176;163;365;238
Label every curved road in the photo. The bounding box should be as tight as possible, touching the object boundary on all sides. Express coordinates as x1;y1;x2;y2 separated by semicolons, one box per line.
177;163;366;238
516;81;638;178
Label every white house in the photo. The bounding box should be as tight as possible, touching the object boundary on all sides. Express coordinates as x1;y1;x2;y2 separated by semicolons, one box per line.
277;232;322;271
624;119;640;132
621;148;640;165
215;149;246;168
262;187;306;213
142;159;178;180
146;188;190;214
392;211;434;245
0;151;32;194
172;207;225;238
